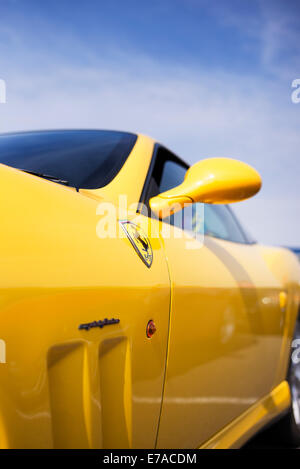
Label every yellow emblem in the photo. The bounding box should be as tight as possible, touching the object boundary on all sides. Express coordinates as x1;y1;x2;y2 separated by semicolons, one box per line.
120;221;153;268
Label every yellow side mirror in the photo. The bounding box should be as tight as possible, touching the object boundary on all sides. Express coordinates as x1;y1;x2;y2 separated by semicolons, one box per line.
150;157;262;219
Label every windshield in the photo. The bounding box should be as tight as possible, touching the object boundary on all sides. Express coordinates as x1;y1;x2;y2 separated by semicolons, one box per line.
0;130;137;189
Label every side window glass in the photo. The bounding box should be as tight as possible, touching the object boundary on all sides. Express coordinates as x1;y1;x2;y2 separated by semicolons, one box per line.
195;204;246;243
145;147;248;244
158;160;187;229
159;160;186;193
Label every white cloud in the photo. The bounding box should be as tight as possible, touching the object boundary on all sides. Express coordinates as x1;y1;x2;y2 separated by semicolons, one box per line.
0;20;299;246
233;195;299;248
203;0;300;81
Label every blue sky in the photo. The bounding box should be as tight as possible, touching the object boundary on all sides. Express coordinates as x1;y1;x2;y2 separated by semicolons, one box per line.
0;0;299;245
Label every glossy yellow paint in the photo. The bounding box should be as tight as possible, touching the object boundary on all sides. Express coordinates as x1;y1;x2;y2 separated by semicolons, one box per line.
200;381;291;449
0;163;170;448
156;227;298;448
81;134;155;208
150;157;262;218
0;133;298;449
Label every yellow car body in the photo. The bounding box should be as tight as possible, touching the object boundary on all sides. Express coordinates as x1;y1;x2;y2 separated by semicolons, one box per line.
0;132;299;449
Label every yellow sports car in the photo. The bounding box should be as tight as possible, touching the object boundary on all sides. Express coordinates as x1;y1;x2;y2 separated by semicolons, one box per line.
0;129;299;449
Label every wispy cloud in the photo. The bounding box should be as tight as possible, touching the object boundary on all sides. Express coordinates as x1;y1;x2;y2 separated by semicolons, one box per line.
0;1;299;245
202;0;300;80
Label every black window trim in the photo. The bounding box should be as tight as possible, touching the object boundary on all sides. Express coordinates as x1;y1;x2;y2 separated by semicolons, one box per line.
138;143;188;209
138;143;256;246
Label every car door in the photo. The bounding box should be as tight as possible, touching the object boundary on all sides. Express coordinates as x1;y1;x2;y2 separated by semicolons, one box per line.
0;164;171;448
141;146;286;448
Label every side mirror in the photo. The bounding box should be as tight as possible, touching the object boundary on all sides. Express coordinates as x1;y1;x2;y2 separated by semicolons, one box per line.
150;157;262;219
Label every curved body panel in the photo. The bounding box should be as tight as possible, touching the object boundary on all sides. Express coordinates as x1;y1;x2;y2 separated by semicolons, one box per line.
0;131;298;448
0;164;170;448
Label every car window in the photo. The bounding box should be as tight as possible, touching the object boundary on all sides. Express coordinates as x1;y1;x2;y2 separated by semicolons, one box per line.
201;205;247;243
159;160;186;193
145;146;249;244
0;130;137;190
